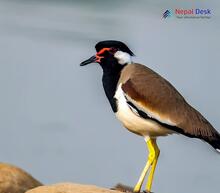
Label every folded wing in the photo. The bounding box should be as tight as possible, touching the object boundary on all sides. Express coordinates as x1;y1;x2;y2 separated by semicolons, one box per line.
119;63;220;149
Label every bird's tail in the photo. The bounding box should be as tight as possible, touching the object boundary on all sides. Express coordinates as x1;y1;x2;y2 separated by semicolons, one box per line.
206;134;220;153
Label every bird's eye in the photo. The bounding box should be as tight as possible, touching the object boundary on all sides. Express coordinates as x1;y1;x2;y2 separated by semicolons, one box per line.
110;47;118;54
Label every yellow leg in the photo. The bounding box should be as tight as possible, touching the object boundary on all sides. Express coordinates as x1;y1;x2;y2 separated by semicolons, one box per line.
133;138;160;193
146;140;160;192
133;158;151;192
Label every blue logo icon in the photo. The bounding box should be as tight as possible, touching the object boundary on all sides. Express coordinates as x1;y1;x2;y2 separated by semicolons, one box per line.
163;10;172;18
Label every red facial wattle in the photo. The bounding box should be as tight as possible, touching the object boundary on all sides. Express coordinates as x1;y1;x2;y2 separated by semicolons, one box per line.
95;47;111;63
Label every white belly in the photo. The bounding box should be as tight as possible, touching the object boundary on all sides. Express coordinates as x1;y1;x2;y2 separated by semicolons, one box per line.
114;85;174;137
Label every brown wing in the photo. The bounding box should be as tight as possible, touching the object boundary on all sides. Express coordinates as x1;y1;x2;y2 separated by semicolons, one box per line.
119;63;219;143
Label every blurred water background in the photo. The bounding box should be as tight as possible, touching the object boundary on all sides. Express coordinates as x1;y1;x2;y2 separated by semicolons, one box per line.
0;1;220;193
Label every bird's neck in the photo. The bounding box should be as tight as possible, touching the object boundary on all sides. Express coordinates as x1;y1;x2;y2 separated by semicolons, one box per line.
100;59;125;112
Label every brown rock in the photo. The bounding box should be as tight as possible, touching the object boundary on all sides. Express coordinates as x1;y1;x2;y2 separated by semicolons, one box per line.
25;183;133;193
0;163;42;193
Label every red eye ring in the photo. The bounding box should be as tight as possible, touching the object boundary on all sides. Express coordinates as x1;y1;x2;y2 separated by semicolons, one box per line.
95;48;111;63
95;47;118;63
96;48;111;56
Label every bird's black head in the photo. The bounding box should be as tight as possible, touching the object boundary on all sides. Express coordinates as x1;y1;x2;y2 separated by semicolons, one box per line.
95;40;134;56
80;40;134;69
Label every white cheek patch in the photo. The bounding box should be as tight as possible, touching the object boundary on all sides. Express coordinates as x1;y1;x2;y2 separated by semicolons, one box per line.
114;51;132;65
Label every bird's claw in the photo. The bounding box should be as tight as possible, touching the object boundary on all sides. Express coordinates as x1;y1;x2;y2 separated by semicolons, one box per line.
143;191;153;193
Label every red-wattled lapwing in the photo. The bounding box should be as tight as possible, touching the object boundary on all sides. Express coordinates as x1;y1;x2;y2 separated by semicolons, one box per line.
80;40;220;193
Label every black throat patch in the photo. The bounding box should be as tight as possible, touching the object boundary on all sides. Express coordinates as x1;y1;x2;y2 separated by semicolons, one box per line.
101;57;126;112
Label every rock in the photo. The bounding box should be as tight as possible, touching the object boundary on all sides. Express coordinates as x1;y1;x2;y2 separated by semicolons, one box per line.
0;163;42;193
25;183;133;193
112;183;134;192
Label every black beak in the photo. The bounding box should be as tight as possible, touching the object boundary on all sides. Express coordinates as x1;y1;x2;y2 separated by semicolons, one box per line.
80;55;96;66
